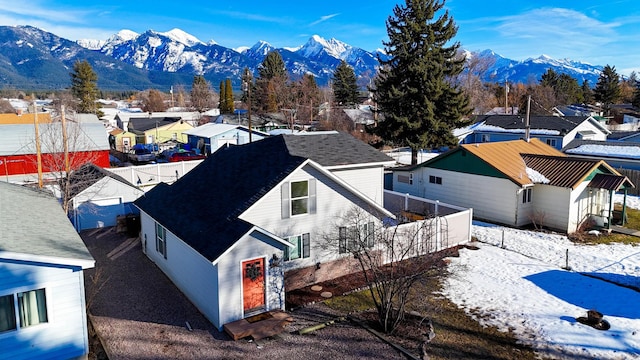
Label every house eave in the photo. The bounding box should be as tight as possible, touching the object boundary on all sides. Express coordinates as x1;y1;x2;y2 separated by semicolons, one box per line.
0;251;95;269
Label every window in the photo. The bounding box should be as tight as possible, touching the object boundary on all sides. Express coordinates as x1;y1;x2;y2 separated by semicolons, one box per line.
546;139;557;147
522;188;532;203
0;288;48;333
0;294;16;333
481;134;490;142
156;223;167;259
18;289;48;328
281;179;316;218
290;181;309;216
284;233;310;261
429;175;442;185
339;222;375;254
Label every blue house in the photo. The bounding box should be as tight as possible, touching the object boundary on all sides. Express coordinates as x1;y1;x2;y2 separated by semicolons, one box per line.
0;182;95;359
458;115;609;150
183;123;269;155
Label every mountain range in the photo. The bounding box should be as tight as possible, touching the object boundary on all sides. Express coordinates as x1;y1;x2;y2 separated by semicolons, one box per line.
0;25;603;92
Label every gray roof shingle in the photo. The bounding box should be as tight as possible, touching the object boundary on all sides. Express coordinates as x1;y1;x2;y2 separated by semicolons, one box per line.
0;182;94;263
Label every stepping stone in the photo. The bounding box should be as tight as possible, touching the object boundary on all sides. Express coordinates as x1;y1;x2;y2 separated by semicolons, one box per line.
310;285;323;292
320;291;333;298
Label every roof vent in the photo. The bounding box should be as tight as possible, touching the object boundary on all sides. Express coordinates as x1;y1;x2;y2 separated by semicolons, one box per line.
475;143;479;147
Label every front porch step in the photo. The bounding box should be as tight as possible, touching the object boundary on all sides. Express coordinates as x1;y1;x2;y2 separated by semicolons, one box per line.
223;310;293;341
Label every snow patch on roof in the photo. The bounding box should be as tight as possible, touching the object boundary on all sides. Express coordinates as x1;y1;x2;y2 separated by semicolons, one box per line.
526;167;550;184
474;123;560;135
565;144;640;159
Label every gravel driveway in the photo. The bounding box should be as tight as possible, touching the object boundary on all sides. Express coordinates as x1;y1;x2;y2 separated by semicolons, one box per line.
82;228;405;360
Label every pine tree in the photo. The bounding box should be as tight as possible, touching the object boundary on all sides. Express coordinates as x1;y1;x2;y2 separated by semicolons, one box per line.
632;81;640;110
333;60;358;107
255;51;288;113
374;0;471;165
70;60;100;115
539;68;559;88
594;64;621;116
581;80;593;104
225;79;234;114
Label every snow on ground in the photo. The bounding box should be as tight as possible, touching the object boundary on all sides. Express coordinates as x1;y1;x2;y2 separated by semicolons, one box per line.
441;195;640;359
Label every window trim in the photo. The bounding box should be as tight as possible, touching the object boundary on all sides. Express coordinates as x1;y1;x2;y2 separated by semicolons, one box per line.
338;221;375;254
429;175;442;185
290;180;309;216
546;138;557;147
0;287;49;334
284;233;310;261
522;188;532;203
281;179;316;219
156;222;167;259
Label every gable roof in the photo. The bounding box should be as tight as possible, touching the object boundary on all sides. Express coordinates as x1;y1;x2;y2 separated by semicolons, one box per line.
461;138;564;186
128;116;183;133
183;123;270;138
521;154;617;189
281;132;394;168
135;133;392;262
563;139;640;160
0;113;52;124
0;182;94;268
473;114;608;135
69;163;138;198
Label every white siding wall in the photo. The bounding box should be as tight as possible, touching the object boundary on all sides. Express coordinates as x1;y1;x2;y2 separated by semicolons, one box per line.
73;177;143;206
392;171;424;197
216;233;286;329
564;120;608;147
240;164;384;271
330;166;386;205
0;261;89;359
531;184;572;232
417;168;520;226
568;182;594;233
139;211;221;328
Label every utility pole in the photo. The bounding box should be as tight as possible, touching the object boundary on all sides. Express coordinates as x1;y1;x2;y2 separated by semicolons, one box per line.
60;105;70;174
33;98;43;188
243;68;253;143
504;79;509;115
525;95;531;142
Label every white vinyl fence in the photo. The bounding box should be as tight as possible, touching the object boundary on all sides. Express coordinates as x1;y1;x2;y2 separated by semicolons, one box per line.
382;190;472;263
106;160;204;189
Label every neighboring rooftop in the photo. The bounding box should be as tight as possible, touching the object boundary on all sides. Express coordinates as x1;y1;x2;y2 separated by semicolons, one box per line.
472;114;605;135
0;181;94;266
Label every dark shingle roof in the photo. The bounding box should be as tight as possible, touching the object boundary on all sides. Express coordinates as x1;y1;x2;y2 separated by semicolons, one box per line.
282;132;394;167
476;115;589;133
135;135;306;261
128;116;181;133
135;133;390;261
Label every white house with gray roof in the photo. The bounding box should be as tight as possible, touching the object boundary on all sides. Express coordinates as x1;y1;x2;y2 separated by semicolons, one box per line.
0;182;95;359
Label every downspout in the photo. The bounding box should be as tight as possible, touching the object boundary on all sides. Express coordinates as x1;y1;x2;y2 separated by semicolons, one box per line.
622;188;628;226
607;189;613;229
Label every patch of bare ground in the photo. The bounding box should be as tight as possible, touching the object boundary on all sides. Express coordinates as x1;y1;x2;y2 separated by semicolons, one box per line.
300;245;545;360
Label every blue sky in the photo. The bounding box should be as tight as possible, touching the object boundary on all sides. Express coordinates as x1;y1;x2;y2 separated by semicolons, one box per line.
0;0;638;75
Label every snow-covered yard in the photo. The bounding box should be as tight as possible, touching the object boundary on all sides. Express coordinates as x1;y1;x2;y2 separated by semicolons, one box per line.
441;194;640;359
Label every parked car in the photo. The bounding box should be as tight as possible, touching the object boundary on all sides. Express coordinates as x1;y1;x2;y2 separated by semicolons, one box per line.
169;151;206;162
128;148;156;164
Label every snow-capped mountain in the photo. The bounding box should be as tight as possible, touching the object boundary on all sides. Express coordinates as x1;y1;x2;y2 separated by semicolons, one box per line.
0;25;607;91
468;50;603;85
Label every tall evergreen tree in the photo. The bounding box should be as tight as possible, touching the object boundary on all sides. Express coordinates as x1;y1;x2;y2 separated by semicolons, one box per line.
225;79;234;114
632;81;640;110
581;80;593;104
70;60;100;114
373;0;471;165
539;68;559;88
255;51;288;113
594;64;621;116
332;60;359;106
219;80;226;113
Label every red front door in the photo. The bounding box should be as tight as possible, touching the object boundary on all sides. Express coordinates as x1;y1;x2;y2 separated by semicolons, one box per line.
242;258;265;313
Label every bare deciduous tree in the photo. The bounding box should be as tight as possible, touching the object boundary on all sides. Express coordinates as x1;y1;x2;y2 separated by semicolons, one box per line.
320;207;440;333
